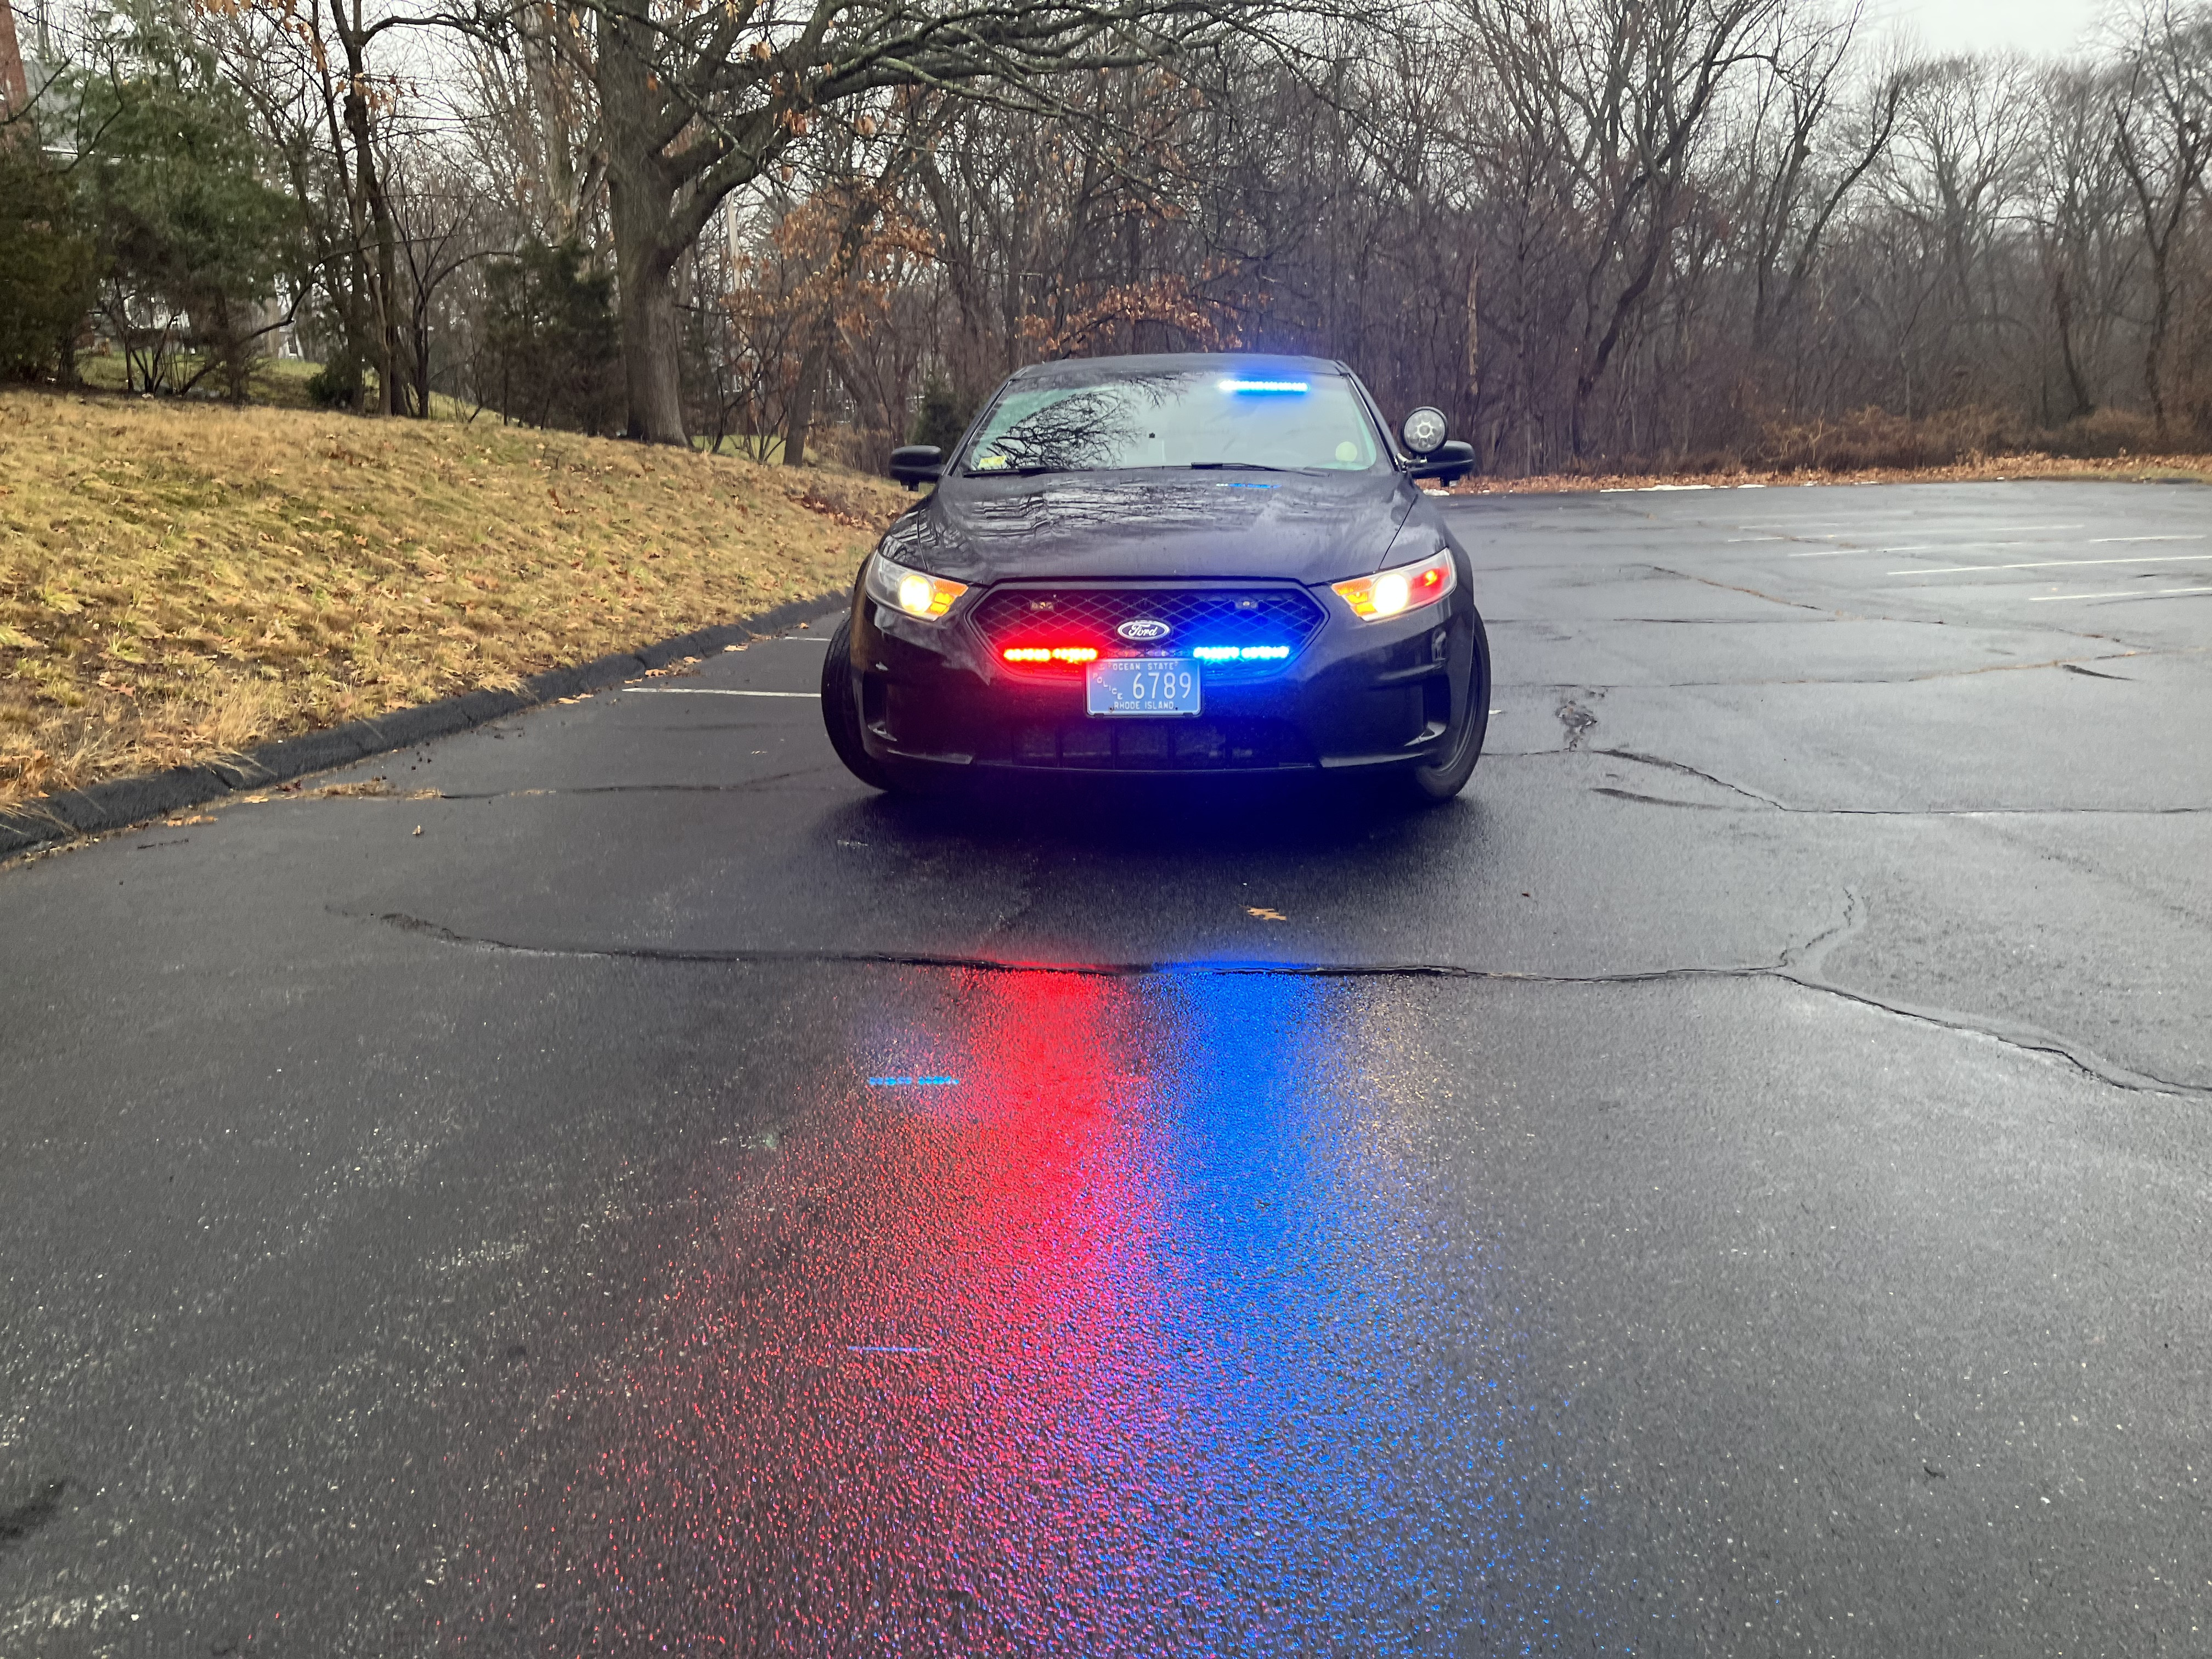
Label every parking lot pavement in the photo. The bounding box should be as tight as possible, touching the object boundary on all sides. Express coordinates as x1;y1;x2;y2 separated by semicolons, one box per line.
2;484;2207;1655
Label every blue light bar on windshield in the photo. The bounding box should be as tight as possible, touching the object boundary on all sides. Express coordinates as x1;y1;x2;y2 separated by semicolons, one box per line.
1217;379;1308;394
1193;645;1292;662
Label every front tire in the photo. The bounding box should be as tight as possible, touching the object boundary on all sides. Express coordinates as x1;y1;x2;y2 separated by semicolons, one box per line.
820;614;899;791
1402;608;1491;804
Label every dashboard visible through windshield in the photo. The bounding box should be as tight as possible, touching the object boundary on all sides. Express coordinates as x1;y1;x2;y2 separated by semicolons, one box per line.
963;370;1384;475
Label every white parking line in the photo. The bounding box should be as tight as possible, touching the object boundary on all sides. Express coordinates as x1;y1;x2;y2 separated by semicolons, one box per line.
2027;586;2212;602
623;687;819;697
1891;554;2212;575
1909;524;2086;535
2087;534;2206;544
1789;526;2087;557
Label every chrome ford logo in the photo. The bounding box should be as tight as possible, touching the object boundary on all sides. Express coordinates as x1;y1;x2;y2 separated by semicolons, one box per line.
1117;618;1171;641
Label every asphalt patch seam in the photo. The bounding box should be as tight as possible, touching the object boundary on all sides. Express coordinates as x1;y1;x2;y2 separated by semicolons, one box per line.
1589;747;1787;808
1643;564;1833;614
1584;748;2210;816
343;892;2210;1099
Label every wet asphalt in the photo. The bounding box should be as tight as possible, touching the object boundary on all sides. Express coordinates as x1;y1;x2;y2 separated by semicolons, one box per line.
2;481;2209;1657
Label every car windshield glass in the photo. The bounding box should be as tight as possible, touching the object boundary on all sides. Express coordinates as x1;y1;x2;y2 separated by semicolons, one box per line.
963;371;1381;474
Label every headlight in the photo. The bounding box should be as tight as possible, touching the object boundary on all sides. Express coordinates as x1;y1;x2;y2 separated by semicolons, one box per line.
1331;548;1456;621
867;553;968;622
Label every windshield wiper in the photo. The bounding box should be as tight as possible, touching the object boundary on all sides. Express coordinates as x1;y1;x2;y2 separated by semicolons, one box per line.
1188;461;1296;472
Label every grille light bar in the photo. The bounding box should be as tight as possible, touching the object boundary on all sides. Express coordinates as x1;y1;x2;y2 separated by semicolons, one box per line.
1002;645;1099;664
1218;379;1308;394
1192;645;1291;662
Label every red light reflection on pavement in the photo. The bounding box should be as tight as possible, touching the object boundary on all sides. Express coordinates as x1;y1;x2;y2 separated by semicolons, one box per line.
528;971;1210;1654
445;971;1596;1655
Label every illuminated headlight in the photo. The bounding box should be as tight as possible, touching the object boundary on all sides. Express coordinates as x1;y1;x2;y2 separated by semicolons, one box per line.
1331;549;1456;621
867;553;968;621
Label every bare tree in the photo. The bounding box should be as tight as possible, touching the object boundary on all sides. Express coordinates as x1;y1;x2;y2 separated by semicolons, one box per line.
582;0;1255;444
2112;0;2211;437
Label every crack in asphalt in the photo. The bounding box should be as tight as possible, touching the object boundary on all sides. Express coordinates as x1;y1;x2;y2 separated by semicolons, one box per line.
1644;565;1834;614
349;890;2207;1100
1627;560;2165;652
1590;787;1722;810
1487;747;2210;816
1588;746;1788;807
1497;647;2175;687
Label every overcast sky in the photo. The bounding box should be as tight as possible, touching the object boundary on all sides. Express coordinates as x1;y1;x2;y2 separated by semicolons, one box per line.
1870;0;2112;58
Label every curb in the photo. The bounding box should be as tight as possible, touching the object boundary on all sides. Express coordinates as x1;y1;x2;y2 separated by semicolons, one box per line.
0;590;847;860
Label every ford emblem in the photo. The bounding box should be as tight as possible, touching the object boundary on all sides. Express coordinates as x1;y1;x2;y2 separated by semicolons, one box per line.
1117;618;1171;641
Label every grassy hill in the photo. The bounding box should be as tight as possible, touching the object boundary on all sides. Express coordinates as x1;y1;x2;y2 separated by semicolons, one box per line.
0;390;911;810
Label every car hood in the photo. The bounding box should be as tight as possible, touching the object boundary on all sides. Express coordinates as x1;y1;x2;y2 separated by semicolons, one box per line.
884;469;1426;587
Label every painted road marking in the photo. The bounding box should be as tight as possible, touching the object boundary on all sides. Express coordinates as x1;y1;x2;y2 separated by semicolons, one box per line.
2028;586;2212;602
2087;534;2207;544
1891;554;2212;575
1789;526;2086;557
623;687;818;697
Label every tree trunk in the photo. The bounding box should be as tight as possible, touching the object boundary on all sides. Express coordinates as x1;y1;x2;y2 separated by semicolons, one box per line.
599;12;688;446
785;329;829;467
2143;242;2171;441
612;227;687;444
335;2;400;417
2052;265;2093;420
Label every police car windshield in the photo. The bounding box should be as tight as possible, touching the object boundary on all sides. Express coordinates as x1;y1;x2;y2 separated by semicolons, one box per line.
962;371;1381;475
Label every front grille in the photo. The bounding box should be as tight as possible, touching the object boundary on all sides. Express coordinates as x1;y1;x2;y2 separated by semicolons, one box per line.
1008;717;1308;769
972;584;1327;678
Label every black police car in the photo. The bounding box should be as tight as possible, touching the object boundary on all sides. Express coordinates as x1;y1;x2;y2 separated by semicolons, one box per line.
820;353;1487;802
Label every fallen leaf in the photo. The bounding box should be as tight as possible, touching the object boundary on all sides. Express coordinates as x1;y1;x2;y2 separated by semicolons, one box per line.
1246;907;1287;922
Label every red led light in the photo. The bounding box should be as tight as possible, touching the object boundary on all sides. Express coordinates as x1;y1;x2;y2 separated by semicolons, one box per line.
1003;646;1099;664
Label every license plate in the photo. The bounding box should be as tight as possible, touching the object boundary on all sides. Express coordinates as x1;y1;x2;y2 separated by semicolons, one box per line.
1086;657;1201;716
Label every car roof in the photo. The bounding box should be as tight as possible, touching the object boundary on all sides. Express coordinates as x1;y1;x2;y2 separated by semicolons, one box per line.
1009;352;1350;385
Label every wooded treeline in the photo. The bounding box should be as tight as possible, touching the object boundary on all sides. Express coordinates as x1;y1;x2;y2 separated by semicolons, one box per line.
4;0;2209;473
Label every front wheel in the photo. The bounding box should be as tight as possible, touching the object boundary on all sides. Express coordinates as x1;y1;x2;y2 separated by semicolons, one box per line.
1401;610;1491;804
820;614;899;791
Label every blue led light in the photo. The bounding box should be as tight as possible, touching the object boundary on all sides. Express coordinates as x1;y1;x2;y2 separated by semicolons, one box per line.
1217;378;1308;394
866;1076;961;1086
1192;645;1292;662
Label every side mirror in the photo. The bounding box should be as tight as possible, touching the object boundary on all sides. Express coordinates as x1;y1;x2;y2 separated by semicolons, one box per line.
889;444;943;489
1400;407;1448;456
1410;440;1476;484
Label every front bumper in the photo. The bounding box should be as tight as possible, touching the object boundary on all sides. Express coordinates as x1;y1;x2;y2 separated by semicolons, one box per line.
849;580;1476;775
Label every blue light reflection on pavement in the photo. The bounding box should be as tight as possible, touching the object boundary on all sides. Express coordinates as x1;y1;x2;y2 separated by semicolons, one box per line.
1149;972;1604;1653
448;969;1607;1654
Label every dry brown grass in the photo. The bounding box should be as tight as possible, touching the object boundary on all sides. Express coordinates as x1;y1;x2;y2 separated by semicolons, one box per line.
0;389;911;806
